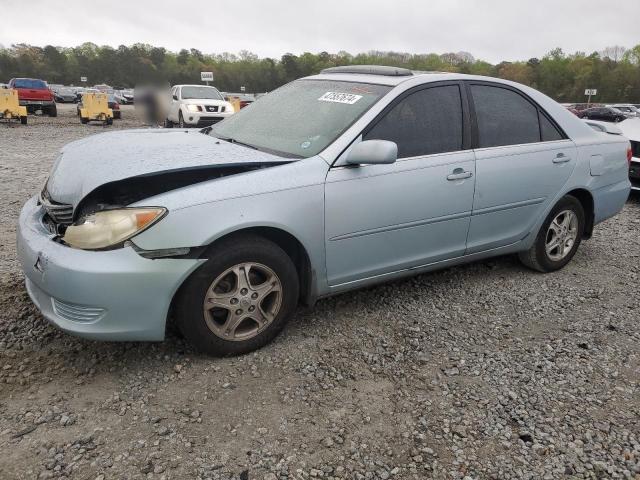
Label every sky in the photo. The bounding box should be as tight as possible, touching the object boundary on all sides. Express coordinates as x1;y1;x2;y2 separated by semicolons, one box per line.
0;0;638;63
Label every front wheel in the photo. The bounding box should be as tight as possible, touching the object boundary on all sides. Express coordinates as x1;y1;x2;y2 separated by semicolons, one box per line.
519;195;585;272
175;235;299;356
178;111;186;128
20;116;27;125
48;105;57;117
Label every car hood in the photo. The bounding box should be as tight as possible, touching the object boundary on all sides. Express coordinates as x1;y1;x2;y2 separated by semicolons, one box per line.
46;129;288;207
181;98;228;106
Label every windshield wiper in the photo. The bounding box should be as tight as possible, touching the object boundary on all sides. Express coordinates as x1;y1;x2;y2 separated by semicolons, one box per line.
211;133;258;150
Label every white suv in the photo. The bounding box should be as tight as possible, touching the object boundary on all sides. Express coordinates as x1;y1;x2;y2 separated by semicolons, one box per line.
166;85;235;128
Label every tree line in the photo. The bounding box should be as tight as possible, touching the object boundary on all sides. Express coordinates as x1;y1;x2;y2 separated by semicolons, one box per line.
1;43;639;102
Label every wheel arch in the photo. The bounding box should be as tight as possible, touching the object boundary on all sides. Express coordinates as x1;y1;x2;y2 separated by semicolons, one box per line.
566;188;594;238
168;226;316;334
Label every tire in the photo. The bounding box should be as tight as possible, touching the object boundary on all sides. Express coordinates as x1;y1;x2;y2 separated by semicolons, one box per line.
48;105;57;117
20;116;27;125
113;111;121;120
175;235;299;356
164;118;174;128
518;195;585;273
178;111;185;128
106;117;113;125
80;117;88;124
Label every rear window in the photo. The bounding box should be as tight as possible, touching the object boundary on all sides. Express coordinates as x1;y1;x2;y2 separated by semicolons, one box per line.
13;79;48;89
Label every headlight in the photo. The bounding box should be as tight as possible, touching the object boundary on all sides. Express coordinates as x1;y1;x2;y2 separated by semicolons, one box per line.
186;104;201;112
62;207;166;250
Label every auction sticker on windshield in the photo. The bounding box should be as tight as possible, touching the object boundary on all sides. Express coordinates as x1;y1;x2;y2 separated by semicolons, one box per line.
318;92;363;104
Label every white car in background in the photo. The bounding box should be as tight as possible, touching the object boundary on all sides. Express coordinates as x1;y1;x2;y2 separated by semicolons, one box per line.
166;85;235;128
617;118;640;191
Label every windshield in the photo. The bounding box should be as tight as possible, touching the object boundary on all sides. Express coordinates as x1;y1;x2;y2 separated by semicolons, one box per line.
211;79;391;158
181;86;223;100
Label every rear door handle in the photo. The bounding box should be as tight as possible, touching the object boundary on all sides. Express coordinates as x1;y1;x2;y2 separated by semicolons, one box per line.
553;153;571;164
447;169;473;181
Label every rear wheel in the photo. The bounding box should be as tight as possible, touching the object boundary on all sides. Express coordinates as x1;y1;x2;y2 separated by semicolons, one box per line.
80;117;88;124
47;105;57;117
176;235;299;356
106;117;113;125
20;116;27;125
164;118;174;128
519;195;585;273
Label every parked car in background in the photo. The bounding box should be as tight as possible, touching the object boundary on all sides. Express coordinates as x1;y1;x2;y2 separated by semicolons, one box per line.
17;66;631;356
76;93;121;119
582;106;628;122
616;118;640;191
608;104;640;117
120;89;135;104
53;87;78;103
564;106;584;118
8;78;57;116
165;85;235;128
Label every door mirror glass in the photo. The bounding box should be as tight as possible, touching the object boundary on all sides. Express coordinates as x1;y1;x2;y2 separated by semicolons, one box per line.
345;140;397;165
172;94;178;100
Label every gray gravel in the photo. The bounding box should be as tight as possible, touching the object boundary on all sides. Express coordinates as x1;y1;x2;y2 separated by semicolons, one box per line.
1;104;639;479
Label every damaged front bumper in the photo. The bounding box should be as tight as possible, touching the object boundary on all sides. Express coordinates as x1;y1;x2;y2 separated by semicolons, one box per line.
16;196;204;341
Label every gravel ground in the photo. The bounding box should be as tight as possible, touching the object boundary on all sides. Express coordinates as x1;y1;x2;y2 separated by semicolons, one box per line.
1;104;639;480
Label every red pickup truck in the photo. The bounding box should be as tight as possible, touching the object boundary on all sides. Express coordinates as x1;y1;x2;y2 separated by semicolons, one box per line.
8;78;57;117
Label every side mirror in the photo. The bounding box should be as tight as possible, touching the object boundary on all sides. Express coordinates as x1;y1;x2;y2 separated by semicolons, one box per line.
172;94;178;100
345;140;398;165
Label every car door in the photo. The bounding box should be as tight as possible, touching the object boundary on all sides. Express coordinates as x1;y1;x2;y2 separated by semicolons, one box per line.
324;82;476;286
465;82;577;254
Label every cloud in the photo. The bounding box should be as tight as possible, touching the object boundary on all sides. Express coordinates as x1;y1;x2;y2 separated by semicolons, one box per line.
0;0;637;63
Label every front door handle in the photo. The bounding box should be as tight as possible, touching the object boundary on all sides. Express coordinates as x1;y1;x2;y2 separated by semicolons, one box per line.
553;153;571;164
447;169;473;181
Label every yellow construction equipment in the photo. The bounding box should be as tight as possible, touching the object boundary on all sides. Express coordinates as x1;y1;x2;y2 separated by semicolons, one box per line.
0;89;28;125
79;92;113;125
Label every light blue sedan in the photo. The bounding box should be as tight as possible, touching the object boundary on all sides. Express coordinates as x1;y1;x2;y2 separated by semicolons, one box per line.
17;65;631;356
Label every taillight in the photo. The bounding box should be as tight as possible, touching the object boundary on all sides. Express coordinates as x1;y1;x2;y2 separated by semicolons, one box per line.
627;144;633;166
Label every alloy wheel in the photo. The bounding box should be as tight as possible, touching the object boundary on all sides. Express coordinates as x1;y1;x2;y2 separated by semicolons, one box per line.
545;209;579;261
203;262;283;341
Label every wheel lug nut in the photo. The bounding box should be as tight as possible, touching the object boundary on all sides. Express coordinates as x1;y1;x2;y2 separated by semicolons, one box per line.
230;298;238;305
251;293;258;299
240;288;248;295
235;309;243;315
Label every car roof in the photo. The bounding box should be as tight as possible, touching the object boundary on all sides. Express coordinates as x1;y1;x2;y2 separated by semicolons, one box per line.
175;84;220;88
305;67;526;88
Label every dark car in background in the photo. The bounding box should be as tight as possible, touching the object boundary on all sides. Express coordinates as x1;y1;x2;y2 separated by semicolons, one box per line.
582;106;628;123
8;78;57;116
53;87;78;103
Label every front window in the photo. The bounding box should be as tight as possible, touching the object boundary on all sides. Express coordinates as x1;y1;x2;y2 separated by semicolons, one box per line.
211;79;391;158
181;86;223;100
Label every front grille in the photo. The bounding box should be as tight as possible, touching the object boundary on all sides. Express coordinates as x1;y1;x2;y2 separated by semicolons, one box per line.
52;298;106;323
206;105;219;112
197;116;224;126
40;189;73;226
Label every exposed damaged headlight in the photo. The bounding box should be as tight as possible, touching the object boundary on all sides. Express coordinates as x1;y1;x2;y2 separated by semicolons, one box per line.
62;208;166;250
